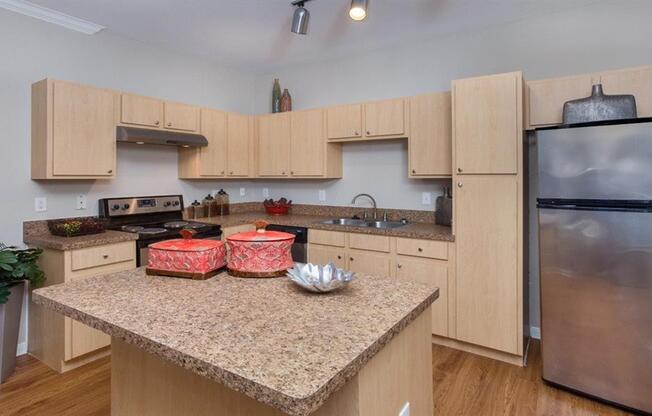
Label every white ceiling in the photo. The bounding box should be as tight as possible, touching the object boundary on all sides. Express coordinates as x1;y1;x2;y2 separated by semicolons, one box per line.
28;0;599;73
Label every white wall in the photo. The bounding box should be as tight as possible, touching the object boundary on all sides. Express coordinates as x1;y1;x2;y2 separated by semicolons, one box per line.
251;0;652;331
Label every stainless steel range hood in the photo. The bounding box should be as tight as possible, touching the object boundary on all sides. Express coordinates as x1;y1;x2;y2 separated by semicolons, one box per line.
116;126;208;147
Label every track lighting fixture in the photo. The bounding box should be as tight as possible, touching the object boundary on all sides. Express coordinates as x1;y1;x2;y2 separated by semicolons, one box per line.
349;0;368;21
291;0;311;35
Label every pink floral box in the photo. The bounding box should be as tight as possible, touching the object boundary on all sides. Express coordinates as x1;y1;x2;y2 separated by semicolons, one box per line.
146;238;226;280
226;230;295;278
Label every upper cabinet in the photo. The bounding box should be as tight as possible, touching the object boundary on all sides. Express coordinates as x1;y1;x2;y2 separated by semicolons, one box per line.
527;74;596;128
178;110;254;179
527;65;652;129
120;93;163;128
453;72;522;175
258;113;291;177
32;79;117;179
290;109;326;177
326;104;362;140
408;92;452;178
120;93;199;132
326;98;408;141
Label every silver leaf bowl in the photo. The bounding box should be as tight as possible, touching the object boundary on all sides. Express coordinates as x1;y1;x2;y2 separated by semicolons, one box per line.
287;262;356;293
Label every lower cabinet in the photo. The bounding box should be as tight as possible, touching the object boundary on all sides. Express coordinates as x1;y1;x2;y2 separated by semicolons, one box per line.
29;241;136;372
308;230;453;338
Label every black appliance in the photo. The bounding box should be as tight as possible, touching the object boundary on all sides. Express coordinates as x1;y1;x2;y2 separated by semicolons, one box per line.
266;224;308;263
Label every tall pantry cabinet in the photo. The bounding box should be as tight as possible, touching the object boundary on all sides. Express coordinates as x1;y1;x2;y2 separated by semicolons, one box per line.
451;71;525;363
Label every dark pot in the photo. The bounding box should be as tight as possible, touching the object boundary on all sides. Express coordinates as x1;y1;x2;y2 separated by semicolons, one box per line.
0;281;25;383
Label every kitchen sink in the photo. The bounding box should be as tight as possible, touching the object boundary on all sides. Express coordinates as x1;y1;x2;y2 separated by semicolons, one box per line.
320;218;407;229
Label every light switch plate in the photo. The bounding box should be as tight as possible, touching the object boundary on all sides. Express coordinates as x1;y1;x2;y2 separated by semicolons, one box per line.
421;192;432;205
262;188;270;198
399;402;410;416
239;187;246;197
35;197;47;212
318;190;326;202
76;194;87;210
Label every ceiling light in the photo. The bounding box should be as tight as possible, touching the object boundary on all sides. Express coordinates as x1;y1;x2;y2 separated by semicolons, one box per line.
349;0;368;21
291;0;311;35
0;0;105;34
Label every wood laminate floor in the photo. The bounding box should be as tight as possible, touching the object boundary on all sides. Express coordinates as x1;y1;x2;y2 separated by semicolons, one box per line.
0;341;635;416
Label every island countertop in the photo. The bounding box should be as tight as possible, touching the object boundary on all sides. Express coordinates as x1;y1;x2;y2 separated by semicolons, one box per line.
32;268;438;416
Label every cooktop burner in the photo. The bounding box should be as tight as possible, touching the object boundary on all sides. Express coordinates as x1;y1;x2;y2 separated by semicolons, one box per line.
138;228;168;235
122;225;145;233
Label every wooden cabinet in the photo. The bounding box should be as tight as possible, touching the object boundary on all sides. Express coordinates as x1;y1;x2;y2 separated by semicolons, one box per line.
364;98;406;138
308;245;346;269
29;241;136;372
164;102;199;132
120;93;163;128
454;175;520;354
453;72;522;174
258;113;291;177
527;74;595;128
227;113;253;177
599;66;652;118
32;79;117;179
348;250;392;277
198;109;228;176
396;257;448;336
326;104;362;140
408;92;452;177
290;109;326;177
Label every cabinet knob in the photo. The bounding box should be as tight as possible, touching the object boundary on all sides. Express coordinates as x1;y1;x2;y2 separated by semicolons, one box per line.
107;169;113;174
354;131;359;136
290;171;294;175
167;122;172;127
349;257;354;261
411;169;416;174
103;254;109;259
457;182;463;188
282;171;286;175
154;120;160;126
366;131;371;135
397;264;402;269
221;171;225;174
418;248;423;252
337;255;342;259
457;167;463;173
229;171;233;175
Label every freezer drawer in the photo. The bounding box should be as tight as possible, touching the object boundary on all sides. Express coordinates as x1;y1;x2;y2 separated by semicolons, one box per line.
537;122;652;200
539;207;652;413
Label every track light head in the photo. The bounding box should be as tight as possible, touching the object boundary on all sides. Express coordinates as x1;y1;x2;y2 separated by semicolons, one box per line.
291;0;311;35
349;0;368;21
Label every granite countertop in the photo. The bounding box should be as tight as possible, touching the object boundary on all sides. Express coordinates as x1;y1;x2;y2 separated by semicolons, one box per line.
23;220;138;251
32;268;439;416
198;212;454;242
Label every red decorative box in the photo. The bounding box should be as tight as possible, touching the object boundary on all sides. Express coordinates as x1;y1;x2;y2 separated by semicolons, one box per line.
146;233;226;280
226;221;294;278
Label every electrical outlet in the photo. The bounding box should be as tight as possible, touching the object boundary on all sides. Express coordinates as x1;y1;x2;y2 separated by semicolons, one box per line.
399;402;410;416
34;197;47;212
318;189;326;202
421;192;432;205
240;187;246;197
76;194;87;210
262;188;270;198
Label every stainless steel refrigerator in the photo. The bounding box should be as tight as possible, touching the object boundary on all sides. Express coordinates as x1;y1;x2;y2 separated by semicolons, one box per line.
536;119;652;414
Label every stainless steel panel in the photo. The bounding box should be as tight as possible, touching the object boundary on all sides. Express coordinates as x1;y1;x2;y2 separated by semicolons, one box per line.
539;207;652;412
537;122;652;200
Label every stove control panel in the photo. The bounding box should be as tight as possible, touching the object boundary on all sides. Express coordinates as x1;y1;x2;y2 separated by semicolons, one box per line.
100;195;183;217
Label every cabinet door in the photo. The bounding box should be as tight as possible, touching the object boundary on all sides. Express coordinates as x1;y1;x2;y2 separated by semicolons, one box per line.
409;93;452;177
326;104;362;140
227;113;251;177
364;98;406;137
308;244;346;269
67;317;110;360
455;175;519;354
453;72;522;174
528;74;595;127
258;113;290;176
52;81;115;177
600;66;652;118
347;250;391;277
164;102;199;132
396;257;448;337
120;93;163;128
198;109;227;176
290;109;324;176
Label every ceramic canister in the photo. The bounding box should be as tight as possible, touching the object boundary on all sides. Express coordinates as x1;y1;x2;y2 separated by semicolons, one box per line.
226;224;295;278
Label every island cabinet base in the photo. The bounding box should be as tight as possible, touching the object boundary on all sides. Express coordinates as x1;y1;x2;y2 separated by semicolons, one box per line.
111;307;433;416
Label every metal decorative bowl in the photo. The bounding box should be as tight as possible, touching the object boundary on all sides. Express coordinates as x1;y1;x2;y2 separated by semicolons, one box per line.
287;262;356;293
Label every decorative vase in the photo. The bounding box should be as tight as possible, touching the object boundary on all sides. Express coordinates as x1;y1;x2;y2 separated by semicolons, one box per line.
280;89;292;112
272;78;281;113
0;281;25;383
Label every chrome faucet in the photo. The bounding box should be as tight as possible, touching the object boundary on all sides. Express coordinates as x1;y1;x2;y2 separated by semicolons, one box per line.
351;193;378;220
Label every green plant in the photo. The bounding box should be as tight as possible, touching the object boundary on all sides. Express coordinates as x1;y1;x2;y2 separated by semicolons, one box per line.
0;244;44;304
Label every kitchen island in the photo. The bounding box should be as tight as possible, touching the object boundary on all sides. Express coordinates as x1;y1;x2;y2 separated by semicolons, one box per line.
32;268;438;416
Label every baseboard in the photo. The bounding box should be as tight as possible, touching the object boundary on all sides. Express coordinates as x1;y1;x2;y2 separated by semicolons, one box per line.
16;341;27;356
530;326;541;339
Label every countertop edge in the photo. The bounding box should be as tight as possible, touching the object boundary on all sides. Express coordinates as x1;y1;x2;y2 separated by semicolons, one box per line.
32;285;439;416
23;230;138;251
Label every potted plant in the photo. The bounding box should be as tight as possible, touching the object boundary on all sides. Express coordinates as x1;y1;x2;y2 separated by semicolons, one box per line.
0;244;44;383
